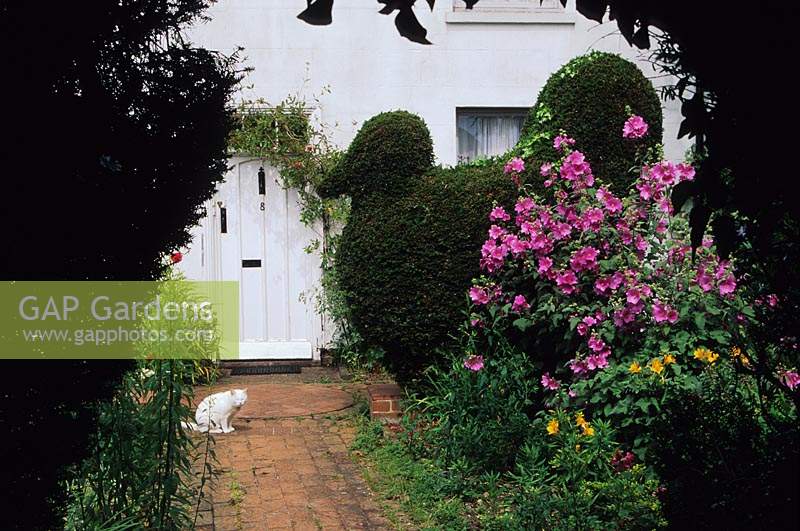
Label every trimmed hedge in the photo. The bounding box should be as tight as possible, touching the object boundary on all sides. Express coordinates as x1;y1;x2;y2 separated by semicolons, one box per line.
322;112;516;378
340;166;516;378
317;110;434;200
517;51;663;195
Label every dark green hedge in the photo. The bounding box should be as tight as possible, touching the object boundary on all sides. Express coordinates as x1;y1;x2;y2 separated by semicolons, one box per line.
317;110;434;201
322;111;516;378
336;164;516;378
517;51;663;195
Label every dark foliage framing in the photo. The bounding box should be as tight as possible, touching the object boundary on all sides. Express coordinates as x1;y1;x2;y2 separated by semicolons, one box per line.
0;2;240;528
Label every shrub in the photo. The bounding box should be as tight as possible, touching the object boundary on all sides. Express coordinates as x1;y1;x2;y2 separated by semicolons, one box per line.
650;363;799;530
517;51;663;195
324;112;516;379
490;411;666;531
317;110;434;200
405;343;538;477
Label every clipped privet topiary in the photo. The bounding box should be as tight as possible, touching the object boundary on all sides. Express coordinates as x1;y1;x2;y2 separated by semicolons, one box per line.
322;112;516;379
517;51;663;194
317;110;434;200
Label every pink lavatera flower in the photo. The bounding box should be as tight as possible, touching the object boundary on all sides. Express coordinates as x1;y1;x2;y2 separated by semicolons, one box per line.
488;224;506;239
636;181;654;201
553;134;576;151
489;206;511;222
469;286;490;305
778;370;800;390
587;350;610;370
552;222;572;240
512;294;530;312
507;235;530;256
515;197;535;214
719;274;737;295
587;334;606;352
696;269;714;292
540;162;553;177
676;162;695;181
555;270;579;294
569;358;589;375
541;372;560;390
537;256;553;275
463;355;485;372
570;246;600;273
652;300;679;324
650;161;677;186
504;157;525;174
622;115;649;139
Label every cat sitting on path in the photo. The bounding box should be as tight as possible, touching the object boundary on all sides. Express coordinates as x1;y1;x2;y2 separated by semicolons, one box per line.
182;388;248;434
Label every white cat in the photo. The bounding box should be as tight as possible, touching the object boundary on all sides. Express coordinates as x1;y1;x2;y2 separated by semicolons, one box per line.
183;388;248;434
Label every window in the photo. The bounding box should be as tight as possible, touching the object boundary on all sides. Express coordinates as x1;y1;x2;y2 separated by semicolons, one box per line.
446;0;574;24
456;108;528;164
453;0;562;13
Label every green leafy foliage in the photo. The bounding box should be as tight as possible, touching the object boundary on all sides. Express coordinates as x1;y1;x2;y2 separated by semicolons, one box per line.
351;418;470;530
649;363;799;530
62;276;221;529
488;411;666;531
63;361;216;530
517;51;662;195
405;346;538;476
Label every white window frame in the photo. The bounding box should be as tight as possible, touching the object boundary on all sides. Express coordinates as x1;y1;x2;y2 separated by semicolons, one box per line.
447;0;576;25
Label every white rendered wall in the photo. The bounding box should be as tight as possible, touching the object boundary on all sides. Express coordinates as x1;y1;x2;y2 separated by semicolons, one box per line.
186;0;691;165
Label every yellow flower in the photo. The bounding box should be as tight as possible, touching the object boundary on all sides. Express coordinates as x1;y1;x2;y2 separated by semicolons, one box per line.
663;353;676;365
693;347;719;363
575;444;581;452
629;361;642;374
575;411;588;428
731;347;752;368
546;418;559;436
649;358;664;375
581;424;595;437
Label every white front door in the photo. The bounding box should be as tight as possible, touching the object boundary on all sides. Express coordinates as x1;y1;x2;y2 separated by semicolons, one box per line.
179;159;324;360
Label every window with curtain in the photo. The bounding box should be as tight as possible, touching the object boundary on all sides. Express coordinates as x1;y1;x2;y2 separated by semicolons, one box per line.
456;108;528;164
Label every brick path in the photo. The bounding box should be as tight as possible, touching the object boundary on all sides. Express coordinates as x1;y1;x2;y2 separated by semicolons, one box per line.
194;375;393;530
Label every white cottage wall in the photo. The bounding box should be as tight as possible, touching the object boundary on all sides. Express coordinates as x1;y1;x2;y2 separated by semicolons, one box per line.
186;0;690;164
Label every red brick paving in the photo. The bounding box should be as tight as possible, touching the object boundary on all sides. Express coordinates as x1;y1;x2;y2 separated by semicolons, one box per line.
193;382;355;419
194;376;392;531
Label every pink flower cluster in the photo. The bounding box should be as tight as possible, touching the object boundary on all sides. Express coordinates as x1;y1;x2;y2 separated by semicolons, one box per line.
611;449;636;472
695;258;737;297
469;115;744;383
469;285;502;305
463;355;485;372
778;369;800;390
622;115;648;139
541;372;560;390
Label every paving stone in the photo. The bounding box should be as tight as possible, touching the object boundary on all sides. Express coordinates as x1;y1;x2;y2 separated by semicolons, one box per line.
198;377;390;530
